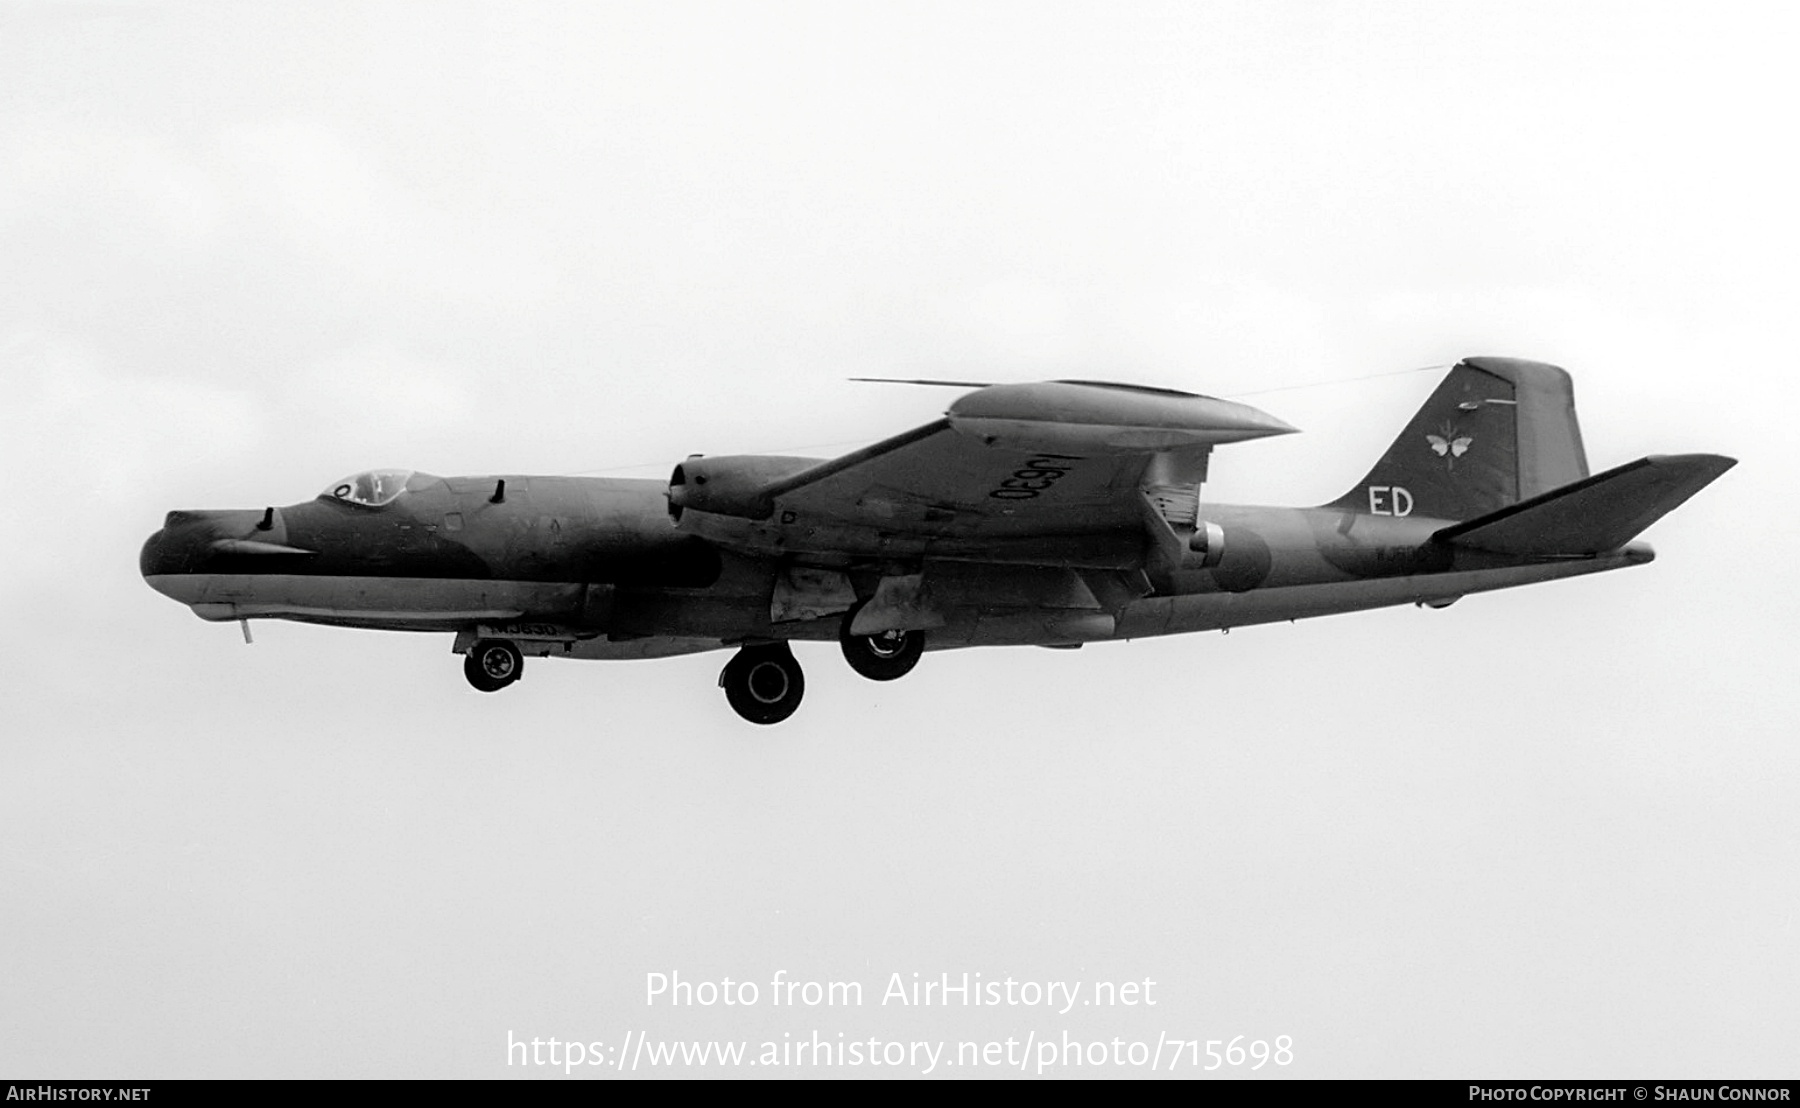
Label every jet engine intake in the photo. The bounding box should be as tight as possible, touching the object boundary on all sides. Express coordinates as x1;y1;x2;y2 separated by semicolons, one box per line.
667;455;820;524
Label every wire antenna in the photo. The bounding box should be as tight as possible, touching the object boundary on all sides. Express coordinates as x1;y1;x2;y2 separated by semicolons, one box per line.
847;377;995;388
563;364;1451;474
1221;364;1448;399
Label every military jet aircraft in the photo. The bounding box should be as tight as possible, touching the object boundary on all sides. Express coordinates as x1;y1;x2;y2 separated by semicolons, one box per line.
140;357;1733;724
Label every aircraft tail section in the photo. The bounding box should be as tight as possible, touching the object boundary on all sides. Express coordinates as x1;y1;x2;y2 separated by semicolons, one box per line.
1432;453;1735;556
1329;357;1590;521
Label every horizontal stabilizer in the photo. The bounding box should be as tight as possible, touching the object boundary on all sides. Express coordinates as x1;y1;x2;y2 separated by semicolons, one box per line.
1433;454;1736;556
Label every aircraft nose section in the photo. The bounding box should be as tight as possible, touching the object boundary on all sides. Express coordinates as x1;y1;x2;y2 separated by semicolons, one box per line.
140;528;170;583
140;513;206;587
140;508;276;590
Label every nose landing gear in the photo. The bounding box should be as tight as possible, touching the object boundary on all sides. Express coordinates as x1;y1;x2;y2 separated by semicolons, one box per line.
719;642;805;725
464;638;524;692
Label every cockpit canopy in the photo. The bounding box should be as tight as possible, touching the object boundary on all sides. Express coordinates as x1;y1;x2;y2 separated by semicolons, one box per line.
322;469;415;507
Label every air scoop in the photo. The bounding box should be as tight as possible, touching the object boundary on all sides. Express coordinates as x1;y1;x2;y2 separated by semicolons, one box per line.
946;380;1297;454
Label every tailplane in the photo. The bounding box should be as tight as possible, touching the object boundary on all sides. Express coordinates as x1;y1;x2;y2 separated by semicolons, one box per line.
1433;454;1736;556
1328;357;1589;521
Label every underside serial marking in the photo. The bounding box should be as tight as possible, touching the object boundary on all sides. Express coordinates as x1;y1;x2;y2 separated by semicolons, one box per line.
987;455;1084;501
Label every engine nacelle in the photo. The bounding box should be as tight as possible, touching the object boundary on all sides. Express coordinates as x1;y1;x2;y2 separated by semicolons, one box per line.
667;455;820;524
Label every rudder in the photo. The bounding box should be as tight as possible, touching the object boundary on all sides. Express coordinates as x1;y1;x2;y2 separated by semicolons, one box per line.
1328;356;1590;522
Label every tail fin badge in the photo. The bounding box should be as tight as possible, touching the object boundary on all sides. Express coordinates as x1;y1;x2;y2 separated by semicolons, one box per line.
1427;420;1473;468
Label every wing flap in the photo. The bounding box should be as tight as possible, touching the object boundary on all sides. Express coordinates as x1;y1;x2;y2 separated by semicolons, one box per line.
1433;454;1735;556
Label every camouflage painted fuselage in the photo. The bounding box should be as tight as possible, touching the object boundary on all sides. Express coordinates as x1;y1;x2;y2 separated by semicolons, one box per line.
139;470;1649;659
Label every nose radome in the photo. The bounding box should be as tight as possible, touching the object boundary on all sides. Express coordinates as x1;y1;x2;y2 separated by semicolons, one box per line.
140;507;270;583
140;524;196;583
139;528;165;581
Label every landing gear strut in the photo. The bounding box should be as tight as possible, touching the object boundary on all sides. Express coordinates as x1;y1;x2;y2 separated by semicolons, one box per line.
464;638;524;692
719;642;805;725
839;607;924;681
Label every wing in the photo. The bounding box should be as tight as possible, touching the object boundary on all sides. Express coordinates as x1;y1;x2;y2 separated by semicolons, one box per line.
772;420;1150;543
672;381;1297;568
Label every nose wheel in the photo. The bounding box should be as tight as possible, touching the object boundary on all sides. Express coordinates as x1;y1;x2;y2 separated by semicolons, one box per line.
464;638;524;692
719;643;805;724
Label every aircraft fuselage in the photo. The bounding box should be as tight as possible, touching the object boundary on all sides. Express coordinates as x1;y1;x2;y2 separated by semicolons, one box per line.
141;471;1647;652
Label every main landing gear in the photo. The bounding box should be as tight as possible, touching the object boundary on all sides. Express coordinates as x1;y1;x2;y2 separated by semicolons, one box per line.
838;610;924;682
716;615;928;724
719;642;805;725
464;638;524;692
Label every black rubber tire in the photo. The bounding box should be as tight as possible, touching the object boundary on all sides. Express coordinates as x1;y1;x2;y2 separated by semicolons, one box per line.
719;643;805;725
464;638;524;692
839;607;924;682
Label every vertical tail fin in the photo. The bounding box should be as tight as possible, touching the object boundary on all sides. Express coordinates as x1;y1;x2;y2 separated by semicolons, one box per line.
1328;356;1590;521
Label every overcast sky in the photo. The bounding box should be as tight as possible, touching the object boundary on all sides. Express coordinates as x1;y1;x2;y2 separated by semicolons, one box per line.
3;0;1795;1079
